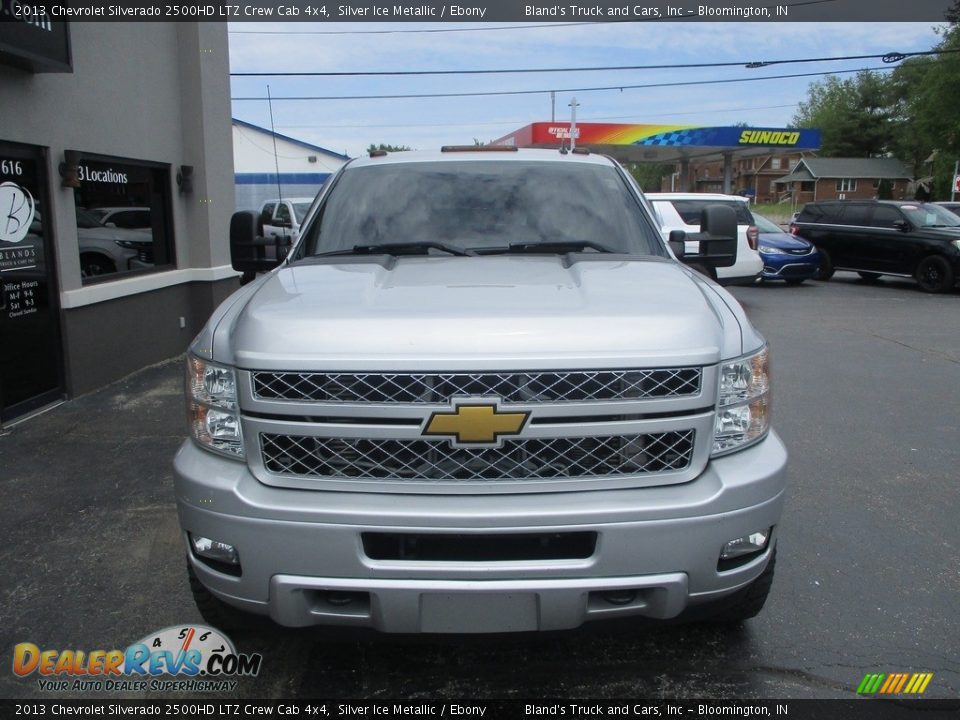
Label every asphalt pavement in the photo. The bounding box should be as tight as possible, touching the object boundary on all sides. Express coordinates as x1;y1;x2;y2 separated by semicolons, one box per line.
1;271;958;701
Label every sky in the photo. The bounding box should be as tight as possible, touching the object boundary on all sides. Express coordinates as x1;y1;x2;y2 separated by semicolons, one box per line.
227;20;948;159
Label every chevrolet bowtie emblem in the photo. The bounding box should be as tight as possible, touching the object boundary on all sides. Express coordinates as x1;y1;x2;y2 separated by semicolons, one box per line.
423;400;529;447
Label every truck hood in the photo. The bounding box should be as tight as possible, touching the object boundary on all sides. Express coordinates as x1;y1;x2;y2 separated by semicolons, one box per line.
212;256;749;370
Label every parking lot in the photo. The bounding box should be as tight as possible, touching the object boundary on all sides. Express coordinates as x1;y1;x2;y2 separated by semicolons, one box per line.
1;271;958;701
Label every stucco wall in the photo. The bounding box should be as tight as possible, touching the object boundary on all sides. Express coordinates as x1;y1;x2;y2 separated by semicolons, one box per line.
0;22;237;400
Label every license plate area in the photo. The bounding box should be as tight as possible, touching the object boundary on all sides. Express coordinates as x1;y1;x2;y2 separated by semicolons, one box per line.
420;592;538;633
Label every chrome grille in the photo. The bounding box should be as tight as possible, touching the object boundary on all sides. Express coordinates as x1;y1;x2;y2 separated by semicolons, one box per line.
252;369;701;404
260;430;695;482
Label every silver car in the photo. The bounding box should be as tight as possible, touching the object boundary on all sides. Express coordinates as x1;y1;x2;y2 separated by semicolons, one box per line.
176;148;787;633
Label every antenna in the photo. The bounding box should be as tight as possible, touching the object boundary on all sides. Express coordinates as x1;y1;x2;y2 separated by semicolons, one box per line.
267;85;283;207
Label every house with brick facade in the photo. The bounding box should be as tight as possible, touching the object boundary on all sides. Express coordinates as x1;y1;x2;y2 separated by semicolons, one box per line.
773;158;912;205
660;151;815;202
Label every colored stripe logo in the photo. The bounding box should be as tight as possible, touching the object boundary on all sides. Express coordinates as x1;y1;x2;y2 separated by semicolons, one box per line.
857;672;933;694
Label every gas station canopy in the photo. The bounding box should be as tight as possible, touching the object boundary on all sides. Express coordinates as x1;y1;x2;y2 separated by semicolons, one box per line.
492;122;821;164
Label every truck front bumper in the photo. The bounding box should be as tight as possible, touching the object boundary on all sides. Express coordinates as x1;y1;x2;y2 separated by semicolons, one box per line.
174;431;787;633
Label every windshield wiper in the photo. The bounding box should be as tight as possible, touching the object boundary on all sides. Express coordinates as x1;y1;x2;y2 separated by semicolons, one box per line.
315;242;473;257
476;240;618;255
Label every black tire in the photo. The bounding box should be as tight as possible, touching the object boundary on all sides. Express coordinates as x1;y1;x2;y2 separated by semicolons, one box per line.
187;562;266;632
79;253;116;278
915;255;954;294
858;271;881;283
816;249;834;281
706;547;777;624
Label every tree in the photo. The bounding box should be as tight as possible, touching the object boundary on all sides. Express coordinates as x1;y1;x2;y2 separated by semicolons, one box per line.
791;71;895;157
366;143;411;153
891;19;960;198
628;162;674;192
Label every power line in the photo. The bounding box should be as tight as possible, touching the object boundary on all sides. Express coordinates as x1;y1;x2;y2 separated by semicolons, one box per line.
230;48;952;78
231;65;898;102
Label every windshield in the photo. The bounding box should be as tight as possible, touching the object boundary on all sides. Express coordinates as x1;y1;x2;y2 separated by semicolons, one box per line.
669;199;754;226
293;202;312;224
753;214;785;234
301;160;665;257
900;203;960;228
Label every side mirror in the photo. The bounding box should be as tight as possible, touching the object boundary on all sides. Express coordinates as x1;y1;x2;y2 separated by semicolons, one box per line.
668;230;686;258
893;219;909;232
678;205;739;269
230;210;286;281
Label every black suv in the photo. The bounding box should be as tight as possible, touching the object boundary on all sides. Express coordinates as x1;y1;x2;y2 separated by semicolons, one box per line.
792;200;960;293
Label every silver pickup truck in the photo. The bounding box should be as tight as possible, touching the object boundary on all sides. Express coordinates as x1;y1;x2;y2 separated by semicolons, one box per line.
175;147;787;633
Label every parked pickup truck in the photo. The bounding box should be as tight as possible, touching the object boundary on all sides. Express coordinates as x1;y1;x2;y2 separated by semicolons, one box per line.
258;197;314;245
175;147;787;633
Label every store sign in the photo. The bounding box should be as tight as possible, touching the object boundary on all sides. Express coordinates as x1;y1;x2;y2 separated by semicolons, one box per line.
78;165;129;185
0;2;72;73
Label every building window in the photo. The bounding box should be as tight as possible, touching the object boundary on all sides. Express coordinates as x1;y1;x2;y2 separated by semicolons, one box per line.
70;153;175;283
770;158;781;170
836;178;857;192
800;181;815;192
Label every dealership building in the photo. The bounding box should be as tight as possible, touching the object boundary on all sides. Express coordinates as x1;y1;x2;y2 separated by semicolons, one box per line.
0;20;238;425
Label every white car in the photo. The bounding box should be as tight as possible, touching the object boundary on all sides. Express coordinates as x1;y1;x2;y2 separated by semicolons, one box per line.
647;193;763;285
88;206;152;230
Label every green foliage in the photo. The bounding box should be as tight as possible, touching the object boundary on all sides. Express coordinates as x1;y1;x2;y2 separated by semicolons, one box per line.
627;163;674;192
791;71;895;157
893;20;960;197
366;143;411;153
792;14;960;198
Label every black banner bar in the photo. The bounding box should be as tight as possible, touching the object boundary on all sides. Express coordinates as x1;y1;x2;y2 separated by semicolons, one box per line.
0;0;956;23
2;699;960;719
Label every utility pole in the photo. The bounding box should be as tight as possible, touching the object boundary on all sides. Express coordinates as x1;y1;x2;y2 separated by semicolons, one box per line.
569;96;580;151
550;91;555;122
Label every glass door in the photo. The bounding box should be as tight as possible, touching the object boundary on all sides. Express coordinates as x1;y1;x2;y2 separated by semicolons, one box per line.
0;140;65;422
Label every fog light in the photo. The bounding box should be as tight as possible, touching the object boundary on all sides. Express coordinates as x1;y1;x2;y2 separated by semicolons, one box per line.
190;534;239;565
720;528;771;560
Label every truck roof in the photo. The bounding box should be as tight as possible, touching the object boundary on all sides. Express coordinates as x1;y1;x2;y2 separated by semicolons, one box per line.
347;147;618;169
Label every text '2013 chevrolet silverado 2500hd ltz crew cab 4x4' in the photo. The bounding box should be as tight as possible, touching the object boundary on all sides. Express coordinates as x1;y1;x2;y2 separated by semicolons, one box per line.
175;147;787;633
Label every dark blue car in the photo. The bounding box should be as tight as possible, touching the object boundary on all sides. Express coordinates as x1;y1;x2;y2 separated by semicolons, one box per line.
754;213;821;285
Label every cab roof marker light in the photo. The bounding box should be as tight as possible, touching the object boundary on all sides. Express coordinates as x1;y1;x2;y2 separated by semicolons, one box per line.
440;145;518;152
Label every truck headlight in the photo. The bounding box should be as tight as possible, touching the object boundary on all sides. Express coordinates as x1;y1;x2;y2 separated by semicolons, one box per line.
186;355;244;459
712;346;770;456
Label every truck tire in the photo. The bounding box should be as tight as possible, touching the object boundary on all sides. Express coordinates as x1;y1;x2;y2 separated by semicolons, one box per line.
816;249;834;281
187;562;266;632
706;547;777;624
80;253;116;278
914;255;953;293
